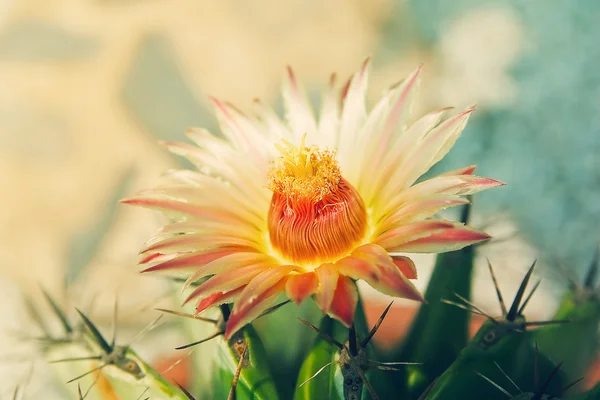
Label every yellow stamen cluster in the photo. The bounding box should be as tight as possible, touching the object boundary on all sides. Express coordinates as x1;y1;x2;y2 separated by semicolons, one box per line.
268;134;341;202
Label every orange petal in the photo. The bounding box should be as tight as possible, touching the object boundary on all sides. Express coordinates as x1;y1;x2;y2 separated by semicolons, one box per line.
337;244;424;302
183;263;271;305
328;277;358;327
196;286;245;314
285;272;318;305
392;224;490;253
314;263;339;313
225;266;296;339
392;256;418;280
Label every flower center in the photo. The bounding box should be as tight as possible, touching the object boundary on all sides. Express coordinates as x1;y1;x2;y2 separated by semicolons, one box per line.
267;135;367;266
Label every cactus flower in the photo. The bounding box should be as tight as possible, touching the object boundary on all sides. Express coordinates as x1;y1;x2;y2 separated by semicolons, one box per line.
123;60;503;339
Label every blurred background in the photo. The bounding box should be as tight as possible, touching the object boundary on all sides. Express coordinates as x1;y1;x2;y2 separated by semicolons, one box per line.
0;0;599;397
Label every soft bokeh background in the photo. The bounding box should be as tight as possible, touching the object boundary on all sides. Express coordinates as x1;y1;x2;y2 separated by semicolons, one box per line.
0;0;599;397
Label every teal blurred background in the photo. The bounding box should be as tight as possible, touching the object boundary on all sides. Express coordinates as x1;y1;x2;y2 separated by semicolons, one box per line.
0;0;598;397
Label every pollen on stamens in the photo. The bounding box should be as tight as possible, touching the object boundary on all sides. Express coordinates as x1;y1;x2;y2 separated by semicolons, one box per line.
267;135;367;265
268;134;341;202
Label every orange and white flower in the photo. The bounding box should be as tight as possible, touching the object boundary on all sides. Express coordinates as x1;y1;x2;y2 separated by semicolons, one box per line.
123;60;503;339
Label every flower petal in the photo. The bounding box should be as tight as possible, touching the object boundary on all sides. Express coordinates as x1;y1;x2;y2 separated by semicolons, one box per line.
285;272;318;305
328;276;358;327
141;234;258;255
439;165;477;176
337;58;370;154
337;244;423;302
369;65;422;164
121;197;246;226
391;223;491;253
140;248;240;273
373;220;455;250
314;263;340;313
196;286;245;314
225;266;296;339
184;263;271;305
183;252;274;289
376;195;470;234
365;108;449;205
283;67;318;140
392;256;417;280
380;107;475;204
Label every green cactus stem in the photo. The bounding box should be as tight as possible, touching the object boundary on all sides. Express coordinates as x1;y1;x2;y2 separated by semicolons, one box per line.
532;248;600;382
424;262;568;400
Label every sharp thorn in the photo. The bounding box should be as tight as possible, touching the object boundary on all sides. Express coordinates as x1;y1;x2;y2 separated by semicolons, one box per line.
524;320;570;327
50;356;103;364
451;292;494;320
532;362;563;400
493;361;522;394
517;279;541;316
298;361;334;387
349;325;358;356
369;360;422;366
561;377;584;395
66;364;107;384
175;381;196;399
75;308;113;354
155;308;217;324
507;261;537;321
361;301;393;348
175;331;223;350
417;378;438;400
487;259;507;316
475;371;513;398
111;297;118;349
134;387;150;400
41;288;73;334
257;300;291;319
129;315;165;346
297;318;344;349
440;299;487;317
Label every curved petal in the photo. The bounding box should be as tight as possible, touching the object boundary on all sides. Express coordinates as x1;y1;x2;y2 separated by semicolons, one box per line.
390;223;490;253
225;266;296;339
314;263;340;313
285;272;318;305
378;107;475;205
328;276;358;327
140;248;242;273
183;263;271;305
183;252;274;289
376;196;469;234
196;286;245;314
373;220;455;250
141;235;259;255
337;244;423;302
392;256;417;280
283;67;318;141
